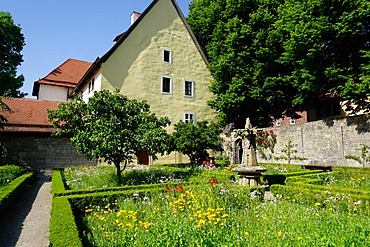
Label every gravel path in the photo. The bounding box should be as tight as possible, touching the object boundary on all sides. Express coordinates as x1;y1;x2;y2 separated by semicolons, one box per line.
0;173;52;247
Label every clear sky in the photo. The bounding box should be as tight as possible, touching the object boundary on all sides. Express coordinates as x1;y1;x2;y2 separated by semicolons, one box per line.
1;0;192;98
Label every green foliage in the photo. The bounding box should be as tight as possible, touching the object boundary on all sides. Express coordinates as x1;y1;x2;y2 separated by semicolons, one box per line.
49;197;83;247
187;0;370;127
51;169;67;196
0;12;26;97
0;171;36;216
0;164;25;187
170;120;221;166
0;97;11;129
48;90;170;185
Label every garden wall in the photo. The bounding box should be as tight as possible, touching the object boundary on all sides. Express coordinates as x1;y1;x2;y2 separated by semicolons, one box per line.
225;114;370;167
1;133;97;170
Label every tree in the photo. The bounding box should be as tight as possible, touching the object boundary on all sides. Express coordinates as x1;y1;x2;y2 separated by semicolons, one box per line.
48;90;171;185
170;120;221;166
0;97;11;129
0;11;26;97
187;0;370;127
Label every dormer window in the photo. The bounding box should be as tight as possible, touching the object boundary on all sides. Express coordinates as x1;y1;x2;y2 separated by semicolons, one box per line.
163;49;172;64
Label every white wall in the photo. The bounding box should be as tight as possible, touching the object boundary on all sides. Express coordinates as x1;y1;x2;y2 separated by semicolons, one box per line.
38;84;69;102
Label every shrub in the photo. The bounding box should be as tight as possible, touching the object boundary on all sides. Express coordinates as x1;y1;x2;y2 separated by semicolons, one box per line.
0;165;25;187
0;171;36;215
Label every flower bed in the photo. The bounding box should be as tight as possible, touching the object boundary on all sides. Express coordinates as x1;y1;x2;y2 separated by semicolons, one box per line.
50;166;370;246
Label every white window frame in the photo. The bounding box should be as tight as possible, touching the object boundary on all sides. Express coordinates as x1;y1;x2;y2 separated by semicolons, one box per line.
162;49;172;64
184;80;194;97
161;76;172;94
184;112;196;124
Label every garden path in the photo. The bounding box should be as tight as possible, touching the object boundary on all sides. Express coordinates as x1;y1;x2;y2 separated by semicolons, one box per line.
0;173;52;247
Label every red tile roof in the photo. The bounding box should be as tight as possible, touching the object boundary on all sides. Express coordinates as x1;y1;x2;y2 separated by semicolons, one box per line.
1;98;61;133
32;58;92;96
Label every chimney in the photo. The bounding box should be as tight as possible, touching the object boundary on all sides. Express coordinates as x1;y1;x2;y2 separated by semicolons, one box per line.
131;11;141;25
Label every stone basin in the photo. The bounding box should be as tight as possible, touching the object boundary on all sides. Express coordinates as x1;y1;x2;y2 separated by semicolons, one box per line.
231;165;267;186
231;165;267;174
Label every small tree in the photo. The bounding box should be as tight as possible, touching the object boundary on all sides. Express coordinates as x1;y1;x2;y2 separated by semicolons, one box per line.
170;120;221;167
48;90;170;185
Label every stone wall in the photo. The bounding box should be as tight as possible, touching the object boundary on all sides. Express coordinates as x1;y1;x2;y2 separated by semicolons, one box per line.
1;133;97;171
225;115;370;167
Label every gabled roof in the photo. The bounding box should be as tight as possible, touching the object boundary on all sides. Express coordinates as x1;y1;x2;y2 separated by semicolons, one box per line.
32;58;92;96
71;0;209;96
1;98;60;133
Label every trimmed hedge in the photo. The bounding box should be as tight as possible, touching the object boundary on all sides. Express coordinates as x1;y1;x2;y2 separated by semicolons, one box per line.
52;169;66;196
262;170;324;185
0;171;37;216
49;197;83;247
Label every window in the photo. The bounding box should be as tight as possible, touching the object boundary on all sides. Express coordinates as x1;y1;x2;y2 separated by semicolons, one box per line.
316;102;341;118
290;117;296;124
161;76;172;94
184;112;195;124
163;49;171;64
184;80;194;97
88;78;95;93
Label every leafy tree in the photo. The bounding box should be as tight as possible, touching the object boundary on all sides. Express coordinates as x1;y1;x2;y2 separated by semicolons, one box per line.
0;12;26;97
170;120;221;167
187;0;370;127
48;90;170;185
0;97;11;129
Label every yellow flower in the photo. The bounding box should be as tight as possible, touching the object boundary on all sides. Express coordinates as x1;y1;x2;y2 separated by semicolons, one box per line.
244;232;249;236
314;202;321;207
262;216;267;220
315;213;320;217
278;231;283;237
328;207;333;211
143;222;151;229
297;236;302;241
221;214;229;218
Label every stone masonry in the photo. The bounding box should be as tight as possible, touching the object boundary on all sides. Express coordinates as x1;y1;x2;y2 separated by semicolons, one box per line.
1;133;97;170
224;115;370;167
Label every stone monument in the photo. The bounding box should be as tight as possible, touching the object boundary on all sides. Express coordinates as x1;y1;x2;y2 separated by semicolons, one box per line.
231;118;267;186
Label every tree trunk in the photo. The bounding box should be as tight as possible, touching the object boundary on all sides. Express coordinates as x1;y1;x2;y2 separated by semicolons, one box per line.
114;162;122;186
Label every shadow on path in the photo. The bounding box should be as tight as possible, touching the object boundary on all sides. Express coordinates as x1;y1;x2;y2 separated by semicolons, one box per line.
0;173;51;247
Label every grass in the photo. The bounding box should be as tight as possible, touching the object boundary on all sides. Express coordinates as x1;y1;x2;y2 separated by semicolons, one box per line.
0;165;25;188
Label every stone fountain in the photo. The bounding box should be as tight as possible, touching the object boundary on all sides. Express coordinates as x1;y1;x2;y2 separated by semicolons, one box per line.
231;118;267;186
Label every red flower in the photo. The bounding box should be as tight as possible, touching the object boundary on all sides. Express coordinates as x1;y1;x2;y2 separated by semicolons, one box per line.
209;178;217;184
165;187;171;192
174;185;184;191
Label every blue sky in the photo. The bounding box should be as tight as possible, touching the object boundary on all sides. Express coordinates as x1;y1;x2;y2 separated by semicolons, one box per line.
1;0;192;98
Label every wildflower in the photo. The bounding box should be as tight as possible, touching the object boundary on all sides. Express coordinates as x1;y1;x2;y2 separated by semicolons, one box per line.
244;232;249;236
165;187;171;192
209;178;217;184
297;236;302;241
314;202;321;207
174;185;183;191
278;231;283;237
221;214;229;218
